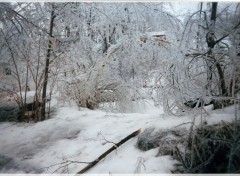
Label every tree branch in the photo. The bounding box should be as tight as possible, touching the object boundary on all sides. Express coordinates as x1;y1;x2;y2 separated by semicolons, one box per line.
76;129;141;174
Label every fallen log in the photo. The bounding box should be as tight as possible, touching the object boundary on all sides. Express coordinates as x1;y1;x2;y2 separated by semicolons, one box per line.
76;129;141;174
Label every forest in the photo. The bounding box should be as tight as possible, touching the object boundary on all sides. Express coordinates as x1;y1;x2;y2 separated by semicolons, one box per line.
0;2;240;174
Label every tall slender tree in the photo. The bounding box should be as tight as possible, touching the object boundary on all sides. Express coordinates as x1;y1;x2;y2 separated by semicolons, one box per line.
41;3;56;120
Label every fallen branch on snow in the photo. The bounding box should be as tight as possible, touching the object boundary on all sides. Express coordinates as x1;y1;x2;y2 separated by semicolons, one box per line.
76;129;141;174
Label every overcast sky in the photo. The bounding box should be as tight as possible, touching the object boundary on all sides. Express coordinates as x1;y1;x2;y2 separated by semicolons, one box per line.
170;2;199;18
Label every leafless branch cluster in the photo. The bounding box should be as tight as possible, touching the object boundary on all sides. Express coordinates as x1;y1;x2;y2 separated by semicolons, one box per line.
43;155;91;174
175;120;240;173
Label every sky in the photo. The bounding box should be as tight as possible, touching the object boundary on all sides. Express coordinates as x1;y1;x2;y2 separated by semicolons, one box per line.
170;2;199;19
173;2;199;13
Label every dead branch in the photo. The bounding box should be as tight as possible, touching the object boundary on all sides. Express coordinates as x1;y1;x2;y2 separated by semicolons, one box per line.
76;129;141;174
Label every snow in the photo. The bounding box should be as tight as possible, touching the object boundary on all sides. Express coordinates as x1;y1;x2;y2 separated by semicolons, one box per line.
0;95;236;174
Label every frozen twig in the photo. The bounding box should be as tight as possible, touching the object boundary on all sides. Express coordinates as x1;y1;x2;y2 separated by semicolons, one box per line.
43;157;91;174
98;132;117;146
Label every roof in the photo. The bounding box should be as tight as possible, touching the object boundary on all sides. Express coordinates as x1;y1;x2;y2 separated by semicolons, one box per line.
0;62;11;67
146;31;166;37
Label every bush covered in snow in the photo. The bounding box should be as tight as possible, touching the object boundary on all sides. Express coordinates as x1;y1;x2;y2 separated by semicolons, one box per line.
59;50;137;112
61;77;134;112
137;127;186;154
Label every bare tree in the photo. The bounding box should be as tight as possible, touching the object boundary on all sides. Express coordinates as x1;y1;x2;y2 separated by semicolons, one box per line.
41;3;56;121
181;2;240;109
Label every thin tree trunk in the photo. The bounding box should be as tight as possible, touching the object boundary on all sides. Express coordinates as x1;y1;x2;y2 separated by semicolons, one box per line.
208;2;218;91
34;35;42;122
207;2;230;110
206;3;217;95
41;4;56;121
24;66;29;122
216;62;227;95
206;3;227;98
210;3;217;22
210;2;227;97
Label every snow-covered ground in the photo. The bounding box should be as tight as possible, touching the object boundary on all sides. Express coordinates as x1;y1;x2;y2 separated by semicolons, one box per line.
0;95;236;174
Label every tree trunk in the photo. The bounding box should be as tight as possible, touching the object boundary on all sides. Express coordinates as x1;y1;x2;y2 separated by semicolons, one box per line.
210;3;217;22
41;4;55;121
205;3;229;109
216;62;227;95
206;3;227;98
